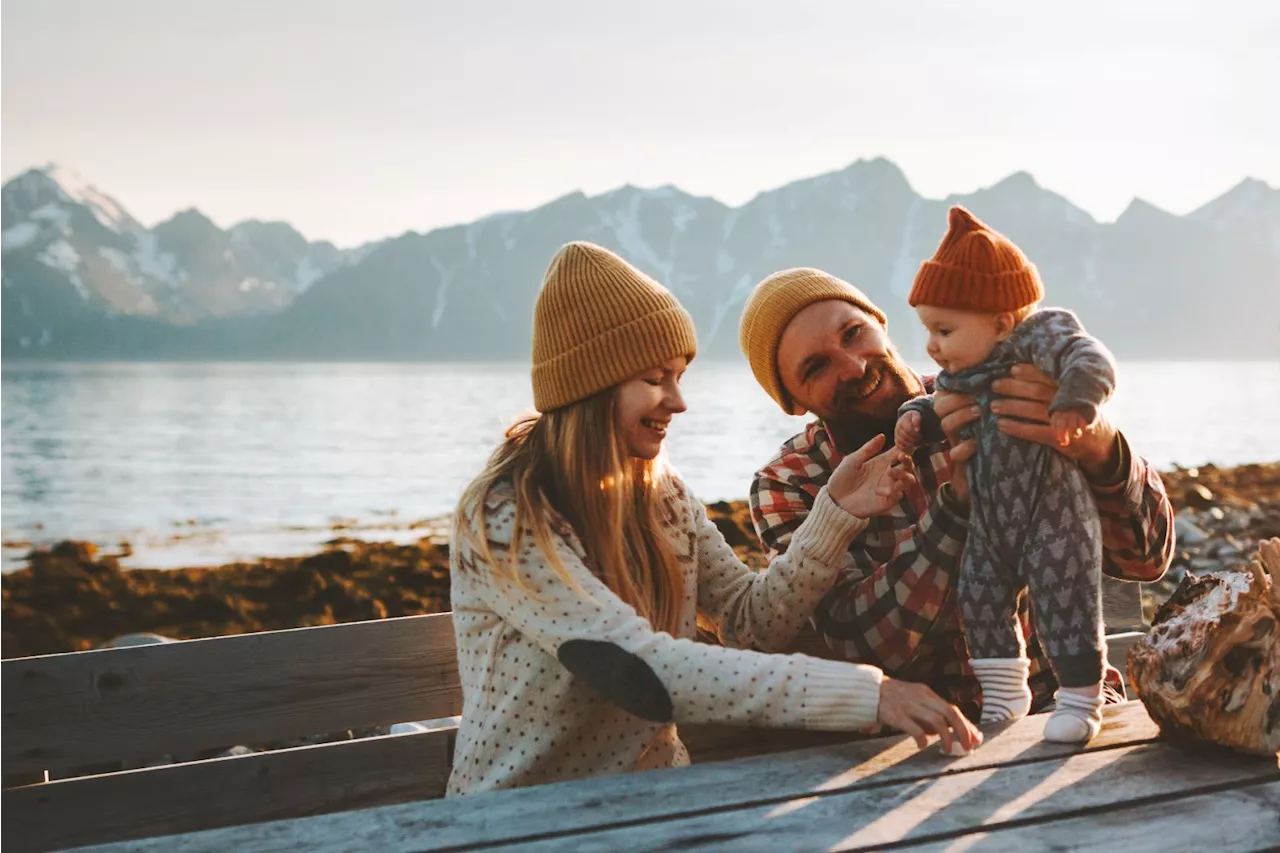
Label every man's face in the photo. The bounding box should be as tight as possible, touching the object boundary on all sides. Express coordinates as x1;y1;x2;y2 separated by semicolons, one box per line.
777;300;923;449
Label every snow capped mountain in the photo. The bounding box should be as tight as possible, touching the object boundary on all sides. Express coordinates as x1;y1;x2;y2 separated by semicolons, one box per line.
3;161;1277;360
254;162;1280;362
1;165;141;241
1;165;352;349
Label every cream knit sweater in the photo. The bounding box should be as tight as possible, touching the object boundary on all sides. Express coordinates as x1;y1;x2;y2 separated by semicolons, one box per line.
447;476;884;796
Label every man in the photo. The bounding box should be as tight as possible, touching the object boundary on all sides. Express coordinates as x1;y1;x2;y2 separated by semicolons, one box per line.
738;268;1173;718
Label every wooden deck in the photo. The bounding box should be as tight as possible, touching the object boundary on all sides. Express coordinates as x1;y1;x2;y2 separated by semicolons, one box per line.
68;702;1280;853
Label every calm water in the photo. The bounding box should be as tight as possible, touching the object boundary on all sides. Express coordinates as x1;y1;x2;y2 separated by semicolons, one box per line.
3;360;1278;569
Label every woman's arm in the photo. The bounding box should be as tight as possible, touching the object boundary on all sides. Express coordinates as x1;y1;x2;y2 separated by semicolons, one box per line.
454;495;882;733
695;484;867;653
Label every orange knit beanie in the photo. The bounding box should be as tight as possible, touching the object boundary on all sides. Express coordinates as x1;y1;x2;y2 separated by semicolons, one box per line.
908;206;1044;312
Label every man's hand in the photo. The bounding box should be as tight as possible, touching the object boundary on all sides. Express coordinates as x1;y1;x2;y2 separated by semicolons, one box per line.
991;364;1118;476
877;677;982;755
931;390;977;503
828;434;916;518
895;412;923;453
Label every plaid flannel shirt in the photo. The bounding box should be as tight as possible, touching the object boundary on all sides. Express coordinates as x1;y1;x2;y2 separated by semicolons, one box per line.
749;380;1174;719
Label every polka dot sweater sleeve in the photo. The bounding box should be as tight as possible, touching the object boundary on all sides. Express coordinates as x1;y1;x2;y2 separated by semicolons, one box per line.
454;493;883;734
693;484;868;654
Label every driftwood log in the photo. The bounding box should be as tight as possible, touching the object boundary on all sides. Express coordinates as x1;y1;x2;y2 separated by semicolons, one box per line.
1128;537;1280;756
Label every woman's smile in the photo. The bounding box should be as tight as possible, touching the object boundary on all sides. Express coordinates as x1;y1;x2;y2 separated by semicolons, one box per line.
641;417;669;438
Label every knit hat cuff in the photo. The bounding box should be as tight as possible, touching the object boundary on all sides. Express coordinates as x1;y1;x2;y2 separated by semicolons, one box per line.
908;261;1044;313
532;305;697;412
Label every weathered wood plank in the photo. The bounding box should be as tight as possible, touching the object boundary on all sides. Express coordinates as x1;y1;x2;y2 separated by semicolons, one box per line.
5;729;454;853
2;613;459;775
681;725;870;765
906;780;1280;853
504;743;1280;852
69;704;1167;853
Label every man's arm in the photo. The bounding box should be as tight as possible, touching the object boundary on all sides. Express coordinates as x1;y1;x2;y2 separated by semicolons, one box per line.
750;460;969;673
1082;433;1175;582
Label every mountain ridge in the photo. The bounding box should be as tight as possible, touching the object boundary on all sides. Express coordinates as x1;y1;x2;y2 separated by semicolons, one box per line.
3;160;1277;361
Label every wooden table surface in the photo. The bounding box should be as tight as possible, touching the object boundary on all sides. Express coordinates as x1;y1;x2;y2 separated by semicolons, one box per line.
70;702;1280;853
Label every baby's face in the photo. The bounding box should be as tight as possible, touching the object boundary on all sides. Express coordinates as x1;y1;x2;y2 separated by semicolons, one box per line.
916;305;1008;372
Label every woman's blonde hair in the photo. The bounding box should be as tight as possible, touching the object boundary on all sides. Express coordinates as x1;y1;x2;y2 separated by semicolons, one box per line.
453;390;686;636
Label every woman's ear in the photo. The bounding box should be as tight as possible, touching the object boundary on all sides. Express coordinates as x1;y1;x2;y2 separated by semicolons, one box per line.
994;312;1017;342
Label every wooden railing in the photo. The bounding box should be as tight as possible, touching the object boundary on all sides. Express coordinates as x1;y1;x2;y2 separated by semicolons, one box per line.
2;580;1147;852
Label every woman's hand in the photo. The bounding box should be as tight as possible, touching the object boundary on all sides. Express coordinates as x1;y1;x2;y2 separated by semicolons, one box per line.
827;434;916;519
877;677;982;755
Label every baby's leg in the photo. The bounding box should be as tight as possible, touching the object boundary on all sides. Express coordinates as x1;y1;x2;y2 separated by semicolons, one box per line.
1022;486;1105;742
959;525;1031;725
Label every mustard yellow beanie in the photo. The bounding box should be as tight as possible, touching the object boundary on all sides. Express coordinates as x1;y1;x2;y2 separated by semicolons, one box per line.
531;242;697;412
739;268;887;414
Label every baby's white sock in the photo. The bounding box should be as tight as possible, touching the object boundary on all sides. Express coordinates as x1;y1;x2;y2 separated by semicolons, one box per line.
1043;686;1104;743
971;658;1032;724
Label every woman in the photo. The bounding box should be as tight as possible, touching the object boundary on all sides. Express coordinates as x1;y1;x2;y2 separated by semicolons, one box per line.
449;241;978;795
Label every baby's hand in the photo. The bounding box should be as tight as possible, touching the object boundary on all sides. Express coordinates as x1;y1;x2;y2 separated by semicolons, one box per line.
895;411;923;453
1050;409;1093;447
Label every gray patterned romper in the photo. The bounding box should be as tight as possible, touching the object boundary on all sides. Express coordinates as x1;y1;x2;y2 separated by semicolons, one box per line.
899;308;1116;687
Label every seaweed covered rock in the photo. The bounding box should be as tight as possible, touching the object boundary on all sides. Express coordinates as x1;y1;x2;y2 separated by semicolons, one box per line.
1128;538;1280;756
1;537;452;658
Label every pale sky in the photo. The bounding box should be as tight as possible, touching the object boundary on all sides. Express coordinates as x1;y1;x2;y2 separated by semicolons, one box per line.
3;0;1277;247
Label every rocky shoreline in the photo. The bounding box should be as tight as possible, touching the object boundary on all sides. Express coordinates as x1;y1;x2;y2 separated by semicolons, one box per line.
4;462;1278;659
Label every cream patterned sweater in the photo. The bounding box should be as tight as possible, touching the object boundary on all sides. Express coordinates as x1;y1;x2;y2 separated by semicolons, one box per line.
447;476;884;796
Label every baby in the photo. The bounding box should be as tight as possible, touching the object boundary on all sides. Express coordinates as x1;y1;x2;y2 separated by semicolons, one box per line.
895;206;1116;744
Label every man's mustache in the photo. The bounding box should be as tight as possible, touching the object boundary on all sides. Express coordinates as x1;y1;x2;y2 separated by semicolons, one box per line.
835;363;888;404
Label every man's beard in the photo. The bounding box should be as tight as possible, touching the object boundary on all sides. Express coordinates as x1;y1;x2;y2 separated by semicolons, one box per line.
823;355;923;455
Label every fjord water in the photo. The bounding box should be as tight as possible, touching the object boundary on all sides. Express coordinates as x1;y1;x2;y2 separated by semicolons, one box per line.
3;360;1277;570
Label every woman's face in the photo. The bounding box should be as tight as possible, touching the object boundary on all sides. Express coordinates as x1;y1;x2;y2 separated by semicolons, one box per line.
614;356;689;460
